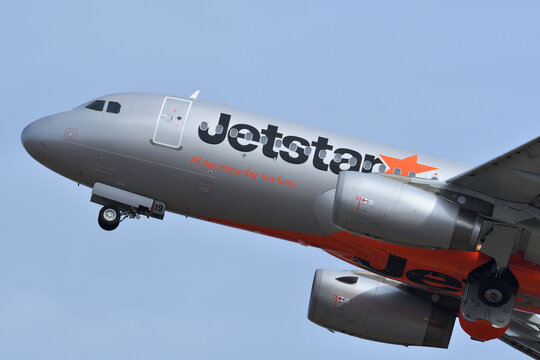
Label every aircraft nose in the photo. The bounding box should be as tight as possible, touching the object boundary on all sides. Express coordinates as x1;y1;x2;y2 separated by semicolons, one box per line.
21;116;51;162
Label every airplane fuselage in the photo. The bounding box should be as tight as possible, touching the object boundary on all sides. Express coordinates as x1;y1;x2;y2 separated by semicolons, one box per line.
21;93;540;315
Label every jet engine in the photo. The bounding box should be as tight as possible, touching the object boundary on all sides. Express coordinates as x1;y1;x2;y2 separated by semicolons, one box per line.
332;171;483;250
307;269;456;348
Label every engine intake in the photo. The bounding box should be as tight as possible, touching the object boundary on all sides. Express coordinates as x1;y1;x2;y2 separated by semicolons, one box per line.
332;172;482;250
308;269;456;348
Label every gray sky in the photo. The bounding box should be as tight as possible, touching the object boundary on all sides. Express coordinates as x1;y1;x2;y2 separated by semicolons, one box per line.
2;1;539;359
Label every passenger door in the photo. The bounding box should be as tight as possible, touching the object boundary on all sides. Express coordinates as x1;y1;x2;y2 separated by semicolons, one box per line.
152;97;192;148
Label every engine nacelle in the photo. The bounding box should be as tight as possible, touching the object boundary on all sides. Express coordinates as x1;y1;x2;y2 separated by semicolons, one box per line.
332;172;482;250
308;269;456;348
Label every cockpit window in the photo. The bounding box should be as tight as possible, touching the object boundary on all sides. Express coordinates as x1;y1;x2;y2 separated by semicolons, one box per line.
106;101;121;114
86;100;105;111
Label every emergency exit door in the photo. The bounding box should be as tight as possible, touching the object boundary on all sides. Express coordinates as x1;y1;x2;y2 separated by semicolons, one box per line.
152;97;192;148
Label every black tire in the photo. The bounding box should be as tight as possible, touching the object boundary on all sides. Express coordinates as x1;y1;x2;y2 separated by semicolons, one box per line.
478;279;511;307
98;205;120;231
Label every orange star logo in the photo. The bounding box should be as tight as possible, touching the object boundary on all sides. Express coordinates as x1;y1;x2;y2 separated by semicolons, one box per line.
378;154;438;176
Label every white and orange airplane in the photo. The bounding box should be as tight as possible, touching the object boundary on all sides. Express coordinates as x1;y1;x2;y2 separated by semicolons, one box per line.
21;92;540;357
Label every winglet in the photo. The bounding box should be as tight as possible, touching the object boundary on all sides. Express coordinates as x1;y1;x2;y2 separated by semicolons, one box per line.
190;90;200;99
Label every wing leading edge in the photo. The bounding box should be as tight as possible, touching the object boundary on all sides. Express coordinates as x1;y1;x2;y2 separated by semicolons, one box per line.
448;136;540;204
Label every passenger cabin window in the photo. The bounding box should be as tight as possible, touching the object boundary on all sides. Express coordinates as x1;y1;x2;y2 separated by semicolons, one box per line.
107;101;121;114
363;160;372;170
86;100;105;111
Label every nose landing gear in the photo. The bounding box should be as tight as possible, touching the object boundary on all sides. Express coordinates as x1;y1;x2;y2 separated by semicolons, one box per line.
92;183;167;231
97;204;160;231
98;205;121;231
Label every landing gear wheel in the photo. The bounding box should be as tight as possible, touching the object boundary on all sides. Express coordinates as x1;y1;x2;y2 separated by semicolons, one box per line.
98;205;120;231
478;279;511;307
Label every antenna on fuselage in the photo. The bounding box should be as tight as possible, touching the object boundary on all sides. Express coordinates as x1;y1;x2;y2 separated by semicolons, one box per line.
190;90;200;99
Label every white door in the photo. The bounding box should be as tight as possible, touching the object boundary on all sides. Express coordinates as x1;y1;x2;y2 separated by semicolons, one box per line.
152;97;192;148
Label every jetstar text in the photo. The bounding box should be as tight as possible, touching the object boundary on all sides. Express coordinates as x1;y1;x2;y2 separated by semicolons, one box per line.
198;113;384;175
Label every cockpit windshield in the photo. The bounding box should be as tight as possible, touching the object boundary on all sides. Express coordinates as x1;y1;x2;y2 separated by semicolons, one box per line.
106;102;121;114
76;99;122;114
86;100;105;111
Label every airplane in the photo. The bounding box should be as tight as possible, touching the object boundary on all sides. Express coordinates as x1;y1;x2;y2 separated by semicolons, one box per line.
21;91;540;358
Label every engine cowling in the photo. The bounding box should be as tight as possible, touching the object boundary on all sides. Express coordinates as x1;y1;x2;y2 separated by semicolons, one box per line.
332;171;483;250
307;269;456;348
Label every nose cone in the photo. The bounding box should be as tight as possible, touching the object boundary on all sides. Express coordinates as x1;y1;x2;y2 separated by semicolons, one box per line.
21;116;51;162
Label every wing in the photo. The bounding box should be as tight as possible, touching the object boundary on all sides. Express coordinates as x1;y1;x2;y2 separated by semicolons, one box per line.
500;310;540;359
448;136;540;205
